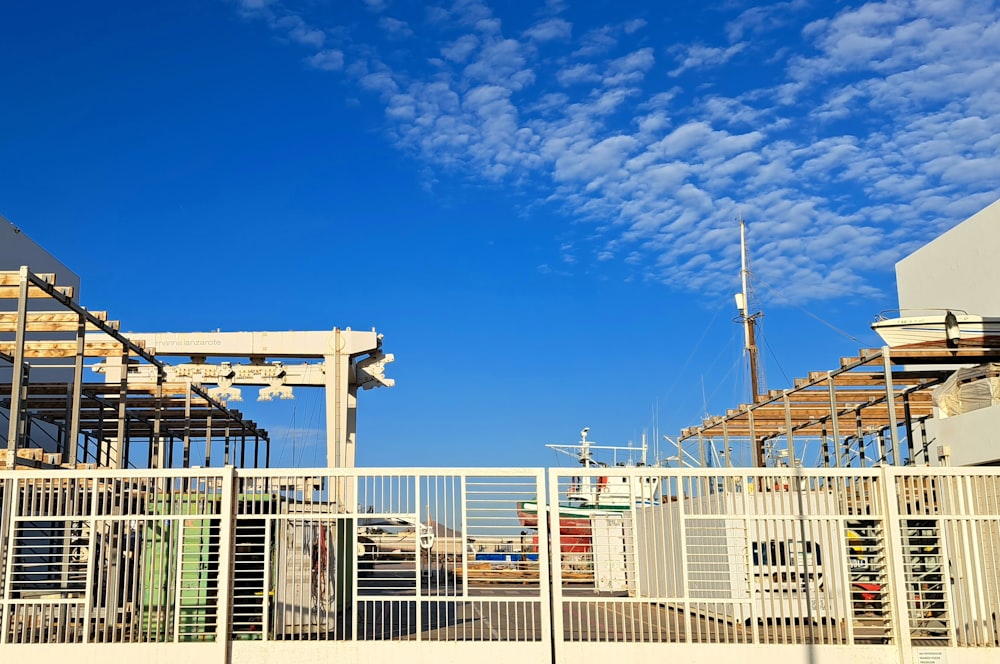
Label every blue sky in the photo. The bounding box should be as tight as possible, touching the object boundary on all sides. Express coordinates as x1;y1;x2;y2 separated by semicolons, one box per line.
2;0;998;469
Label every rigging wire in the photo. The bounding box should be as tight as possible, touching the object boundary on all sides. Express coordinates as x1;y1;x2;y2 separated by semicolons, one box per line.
703;346;743;407
290;399;297;467
751;272;863;344
658;301;730;403
758;325;791;387
309;388;323;468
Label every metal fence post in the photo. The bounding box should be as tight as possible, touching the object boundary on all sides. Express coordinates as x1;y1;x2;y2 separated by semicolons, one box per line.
545;468;560;663
880;465;913;664
0;475;14;644
218;466;237;663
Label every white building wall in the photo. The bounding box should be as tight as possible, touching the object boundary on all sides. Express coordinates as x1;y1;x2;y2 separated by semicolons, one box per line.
925;408;1000;467
895;199;1000;315
894;200;1000;467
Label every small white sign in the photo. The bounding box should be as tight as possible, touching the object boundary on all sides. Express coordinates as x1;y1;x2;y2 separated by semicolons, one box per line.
914;649;947;664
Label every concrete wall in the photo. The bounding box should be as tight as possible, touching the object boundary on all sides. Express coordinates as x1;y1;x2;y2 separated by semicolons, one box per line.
895;199;1000;315
925;407;1000;467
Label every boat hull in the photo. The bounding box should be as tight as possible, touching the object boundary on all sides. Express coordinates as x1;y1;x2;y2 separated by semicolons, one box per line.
516;501;628;554
871;314;1000;349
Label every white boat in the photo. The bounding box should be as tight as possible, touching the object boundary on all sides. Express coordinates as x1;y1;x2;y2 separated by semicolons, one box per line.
871;309;1000;349
358;519;466;560
516;428;660;553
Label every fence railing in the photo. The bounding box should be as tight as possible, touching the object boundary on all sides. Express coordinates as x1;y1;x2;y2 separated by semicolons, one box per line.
1;466;999;663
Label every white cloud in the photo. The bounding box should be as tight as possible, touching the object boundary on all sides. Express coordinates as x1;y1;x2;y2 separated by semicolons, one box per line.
623;19;646;35
274;14;325;47
463;37;533;88
236;0;275;11
556;63;600;86
571;26;617;58
235;0;1000;305
378;16;414;39
524;18;571;43
669;43;747;77
553;135;638;183
726;1;807;42
441;35;479;62
604;48;654;86
306;49;343;71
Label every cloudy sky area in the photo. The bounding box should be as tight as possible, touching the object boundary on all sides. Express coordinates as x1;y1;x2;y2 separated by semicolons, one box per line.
2;0;999;467
240;0;1000;301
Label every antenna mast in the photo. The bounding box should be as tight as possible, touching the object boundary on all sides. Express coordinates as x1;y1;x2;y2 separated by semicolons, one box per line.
734;216;765;467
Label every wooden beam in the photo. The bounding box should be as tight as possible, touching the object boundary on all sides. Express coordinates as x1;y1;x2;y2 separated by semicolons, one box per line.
0;285;75;299
0;339;145;358
0;312;116;333
754;390;934;404
0;272;57;286
806;371;943;387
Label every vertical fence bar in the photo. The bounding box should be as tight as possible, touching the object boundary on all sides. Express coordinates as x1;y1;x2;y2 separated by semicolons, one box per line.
540;468;556;660
83;475;98;643
218;468;236;658
880;466;911;664
677;474;692;644
414;473;422;641
0;476;15;643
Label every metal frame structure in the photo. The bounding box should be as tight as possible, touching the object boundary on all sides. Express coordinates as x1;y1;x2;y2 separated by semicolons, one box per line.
678;345;1000;468
114;327;395;470
1;267;269;470
2;464;999;664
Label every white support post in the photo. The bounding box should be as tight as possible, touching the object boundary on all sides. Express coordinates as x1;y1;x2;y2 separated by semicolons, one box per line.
882;348;901;465
5;267;30;469
828;372;842;468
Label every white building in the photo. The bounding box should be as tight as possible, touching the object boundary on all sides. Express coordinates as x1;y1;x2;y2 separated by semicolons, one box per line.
892;199;1000;466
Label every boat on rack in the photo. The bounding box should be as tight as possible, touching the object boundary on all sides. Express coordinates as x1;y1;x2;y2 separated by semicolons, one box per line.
871;309;1000;349
516;428;660;553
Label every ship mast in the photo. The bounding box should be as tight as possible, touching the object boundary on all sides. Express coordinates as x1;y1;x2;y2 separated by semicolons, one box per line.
734;216;765;467
578;427;592;469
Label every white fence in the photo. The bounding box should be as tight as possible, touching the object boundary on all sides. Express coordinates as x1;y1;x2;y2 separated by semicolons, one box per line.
1;466;999;664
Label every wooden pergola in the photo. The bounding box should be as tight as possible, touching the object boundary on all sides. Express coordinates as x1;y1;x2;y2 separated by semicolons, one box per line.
679;344;1000;468
1;267;269;470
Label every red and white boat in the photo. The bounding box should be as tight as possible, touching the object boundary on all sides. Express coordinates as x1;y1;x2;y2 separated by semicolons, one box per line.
516;428;660;554
871;309;1000;349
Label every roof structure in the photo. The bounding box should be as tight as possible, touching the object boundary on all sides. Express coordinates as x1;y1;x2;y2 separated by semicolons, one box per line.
678;345;1000;468
1;267;269;470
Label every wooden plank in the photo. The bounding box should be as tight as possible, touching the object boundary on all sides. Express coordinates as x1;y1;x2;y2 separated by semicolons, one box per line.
751;390;935;404
0;284;75;299
0;339;144;358
0;272;57;286
719;406;922;422
0;448;45;462
0;312;115;333
0;382;203;397
806;371;939;387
